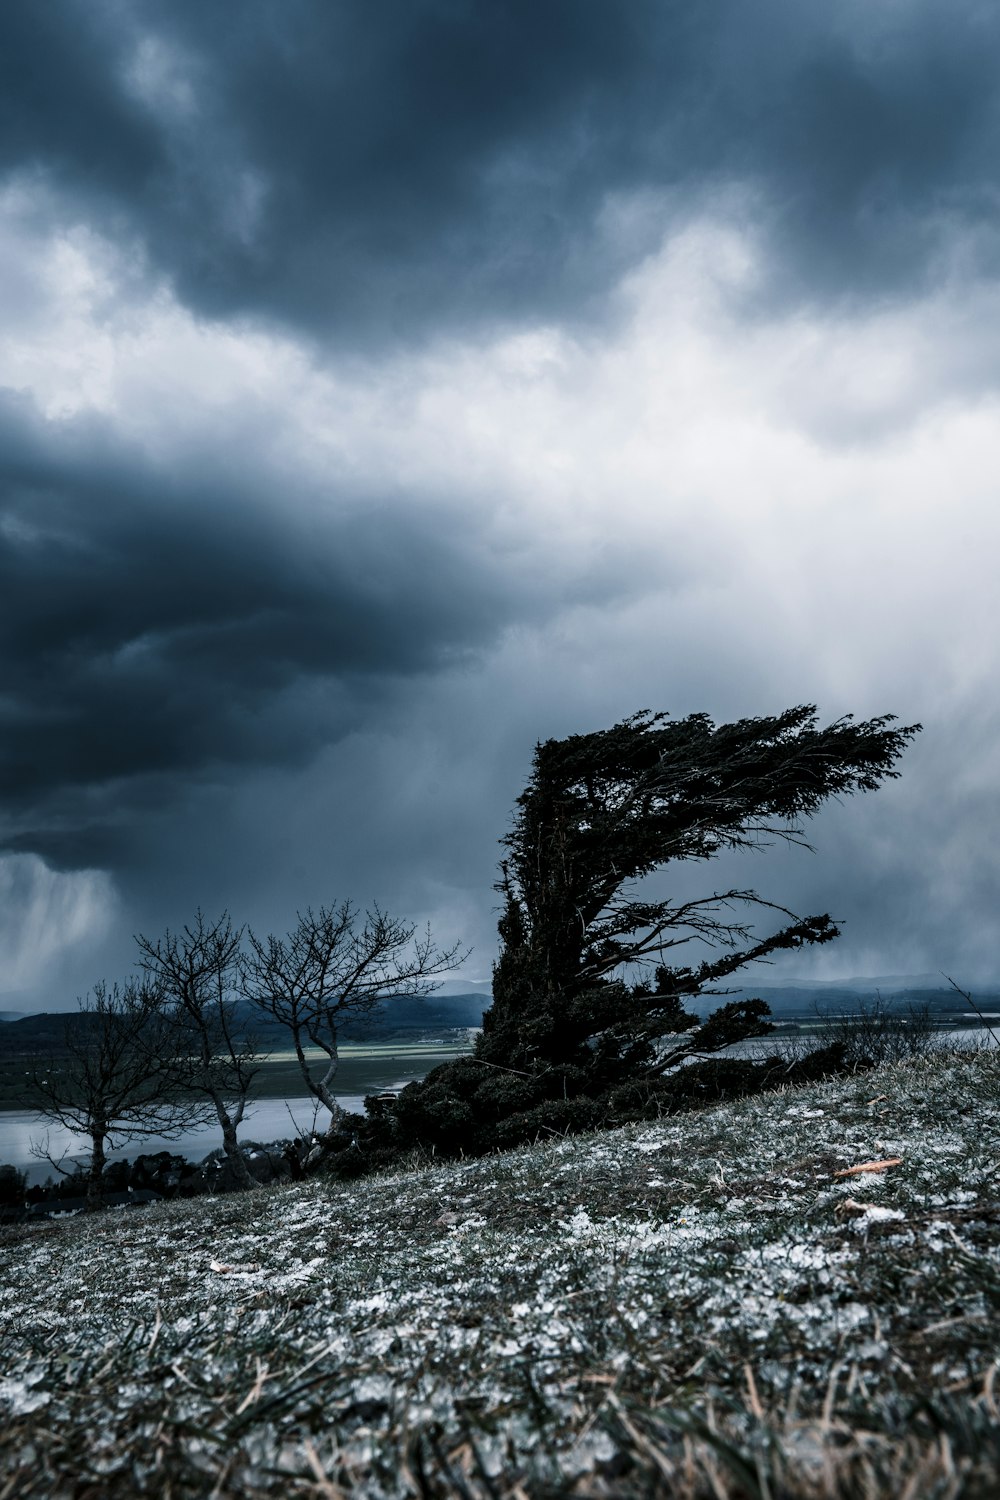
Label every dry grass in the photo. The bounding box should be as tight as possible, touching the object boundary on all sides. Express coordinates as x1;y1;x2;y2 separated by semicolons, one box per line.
1;1047;998;1496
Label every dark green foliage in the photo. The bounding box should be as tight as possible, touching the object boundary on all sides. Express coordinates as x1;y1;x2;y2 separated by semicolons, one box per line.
480;705;918;1079
489;1096;606;1150
373;1059;607;1156
608;1043;849;1120
324;1143;402;1180
386;1060;500;1155
369;705;918;1161
0;1163;26;1207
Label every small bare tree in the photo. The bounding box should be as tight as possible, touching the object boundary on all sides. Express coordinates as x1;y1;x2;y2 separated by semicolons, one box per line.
814;994;936;1071
243;902;464;1134
30;978;212;1209
136;911;263;1190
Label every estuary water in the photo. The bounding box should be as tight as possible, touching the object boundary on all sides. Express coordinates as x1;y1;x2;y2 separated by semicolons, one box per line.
2;1028;992;1185
0;1094;370;1185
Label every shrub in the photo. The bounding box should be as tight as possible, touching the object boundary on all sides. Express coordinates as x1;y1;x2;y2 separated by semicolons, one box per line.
814;997;936;1070
0;1163;26;1208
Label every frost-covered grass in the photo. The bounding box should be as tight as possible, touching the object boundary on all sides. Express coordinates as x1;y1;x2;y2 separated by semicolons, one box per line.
1;1049;999;1497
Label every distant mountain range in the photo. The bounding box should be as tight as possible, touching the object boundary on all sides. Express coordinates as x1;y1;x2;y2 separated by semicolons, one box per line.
332;991;489;1036
721;973;964;993
433;978;494;998
2;975;996;1050
0;992;490;1057
685;975;995;1019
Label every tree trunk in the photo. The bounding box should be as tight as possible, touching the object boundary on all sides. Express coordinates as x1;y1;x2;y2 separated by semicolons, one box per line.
86;1128;107;1211
220;1117;254;1187
207;1088;255;1189
310;1042;343;1136
285;1022;343;1137
312;1079;343;1136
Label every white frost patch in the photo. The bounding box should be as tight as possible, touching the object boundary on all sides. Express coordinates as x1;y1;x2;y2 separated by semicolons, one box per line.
348;1291;392;1315
562;1208;596;1238
860;1206;906;1224
353;1373;395;1403
761;1242;834;1271
0;1376;51;1415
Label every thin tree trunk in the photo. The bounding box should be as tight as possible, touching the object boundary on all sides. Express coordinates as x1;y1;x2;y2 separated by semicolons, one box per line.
86;1128;107;1211
209;1089;255;1188
312;1078;343;1135
220;1117;254;1187
288;1020;342;1136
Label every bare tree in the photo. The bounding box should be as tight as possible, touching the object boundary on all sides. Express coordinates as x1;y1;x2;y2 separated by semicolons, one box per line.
243;902;464;1134
135;911;263;1190
811;994;937;1071
30;978;212;1209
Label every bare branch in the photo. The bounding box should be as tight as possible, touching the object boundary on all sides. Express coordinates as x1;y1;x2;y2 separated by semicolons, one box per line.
136;911;262;1189
243;902;466;1133
29;977;215;1208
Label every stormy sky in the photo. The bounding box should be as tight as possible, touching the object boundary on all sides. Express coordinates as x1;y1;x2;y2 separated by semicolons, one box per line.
2;0;1000;1011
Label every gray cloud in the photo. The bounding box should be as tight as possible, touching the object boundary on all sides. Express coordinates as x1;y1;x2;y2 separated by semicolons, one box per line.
0;391;547;869
3;2;1000;345
2;1;999;1008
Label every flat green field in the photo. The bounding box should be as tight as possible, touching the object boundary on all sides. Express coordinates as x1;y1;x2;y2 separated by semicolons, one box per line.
0;1037;475;1111
248;1040;474;1101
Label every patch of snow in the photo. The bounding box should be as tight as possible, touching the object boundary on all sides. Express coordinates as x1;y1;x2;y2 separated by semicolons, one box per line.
860;1206;906;1223
0;1376;51;1415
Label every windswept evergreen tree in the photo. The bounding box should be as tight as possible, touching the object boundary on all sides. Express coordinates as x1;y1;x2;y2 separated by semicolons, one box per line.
479;705;921;1085
381;705;919;1158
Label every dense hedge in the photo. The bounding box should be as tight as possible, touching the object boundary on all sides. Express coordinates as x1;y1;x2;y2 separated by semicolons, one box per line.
315;1040;852;1176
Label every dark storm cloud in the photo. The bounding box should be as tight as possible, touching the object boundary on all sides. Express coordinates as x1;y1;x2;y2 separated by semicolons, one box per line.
0;393;530;866
2;0;998;1010
3;1;999;342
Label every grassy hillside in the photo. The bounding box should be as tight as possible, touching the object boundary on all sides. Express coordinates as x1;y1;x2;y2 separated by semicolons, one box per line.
1;1048;999;1497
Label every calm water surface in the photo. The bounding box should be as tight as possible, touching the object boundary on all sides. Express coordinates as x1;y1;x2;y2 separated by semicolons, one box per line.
0;1094;371;1185
2;1029;992;1185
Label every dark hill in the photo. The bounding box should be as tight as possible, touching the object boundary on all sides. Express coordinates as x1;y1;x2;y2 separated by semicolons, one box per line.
0;992;489;1058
